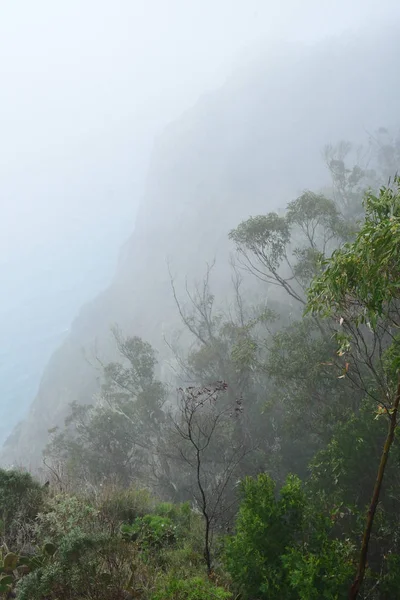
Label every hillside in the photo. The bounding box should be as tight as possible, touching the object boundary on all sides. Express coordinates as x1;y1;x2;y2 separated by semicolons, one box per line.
3;26;400;468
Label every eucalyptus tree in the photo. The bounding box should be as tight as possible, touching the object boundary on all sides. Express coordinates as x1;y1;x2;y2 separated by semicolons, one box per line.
307;178;400;599
45;331;170;491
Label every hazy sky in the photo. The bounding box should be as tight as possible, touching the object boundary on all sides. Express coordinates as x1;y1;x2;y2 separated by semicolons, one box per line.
1;0;399;260
1;0;400;437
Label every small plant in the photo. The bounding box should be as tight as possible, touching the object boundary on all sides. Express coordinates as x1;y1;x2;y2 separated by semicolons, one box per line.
0;547;19;597
151;575;232;600
121;514;177;549
0;542;56;597
155;502;192;536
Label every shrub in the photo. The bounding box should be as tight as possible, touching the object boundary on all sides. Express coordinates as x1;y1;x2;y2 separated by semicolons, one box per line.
35;494;99;544
155;501;192;536
96;485;153;532
225;473;304;600
121;514;177;549
150;575;232;600
225;473;358;599
16;530;133;600
282;538;355;599
377;553;400;597
0;468;44;549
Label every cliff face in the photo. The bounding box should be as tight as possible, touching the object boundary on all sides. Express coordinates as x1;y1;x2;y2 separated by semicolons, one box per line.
3;28;400;468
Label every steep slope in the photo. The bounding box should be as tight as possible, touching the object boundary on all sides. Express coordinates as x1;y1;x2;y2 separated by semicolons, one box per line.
3;27;400;468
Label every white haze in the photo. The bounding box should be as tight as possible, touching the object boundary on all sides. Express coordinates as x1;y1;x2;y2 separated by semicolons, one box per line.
0;0;399;439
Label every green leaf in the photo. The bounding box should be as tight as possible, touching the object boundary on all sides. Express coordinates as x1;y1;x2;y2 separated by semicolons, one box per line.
3;553;18;571
43;542;57;556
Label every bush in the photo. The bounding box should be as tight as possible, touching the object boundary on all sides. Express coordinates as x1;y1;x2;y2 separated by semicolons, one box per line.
376;553;400;597
150;575;232;600
16;530;133;600
0;468;44;549
225;473;304;600
225;473;358;599
96;485;153;532
121;514;177;549
282;538;355;599
155;501;192;536
35;494;99;543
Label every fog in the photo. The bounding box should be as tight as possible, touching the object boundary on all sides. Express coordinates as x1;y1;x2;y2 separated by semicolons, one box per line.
3;5;400;596
1;0;400;443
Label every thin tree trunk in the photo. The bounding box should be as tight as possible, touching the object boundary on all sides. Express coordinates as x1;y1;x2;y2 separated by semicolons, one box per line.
195;446;212;575
204;514;212;575
349;375;400;599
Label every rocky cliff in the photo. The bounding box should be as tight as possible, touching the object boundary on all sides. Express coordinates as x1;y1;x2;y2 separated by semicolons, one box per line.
3;27;400;468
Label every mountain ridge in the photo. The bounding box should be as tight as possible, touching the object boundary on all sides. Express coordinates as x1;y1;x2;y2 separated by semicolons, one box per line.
3;27;400;468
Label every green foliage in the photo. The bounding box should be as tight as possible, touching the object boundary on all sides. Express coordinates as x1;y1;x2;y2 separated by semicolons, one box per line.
13;485;220;599
155;502;192;533
225;473;304;599
229;213;290;268
283;538;354;599
45;332;167;488
379;553;400;596
0;574;13;596
225;473;358;600
309;403;390;507
306;176;400;596
266;319;354;444
36;494;99;542
12;136;400;600
151;575;232;600
308;177;400;325
0;548;23;596
292;246;324;284
104;332;158;388
230;329;258;370
96;485;153;531
0;543;57;598
286;190;347;250
0;469;44;547
16;530;131;600
229;188;353;310
286;191;339;228
121;514;177;549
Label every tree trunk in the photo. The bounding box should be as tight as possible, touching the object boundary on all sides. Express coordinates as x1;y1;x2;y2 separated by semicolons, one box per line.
204;515;212;576
194;444;212;575
349;375;400;599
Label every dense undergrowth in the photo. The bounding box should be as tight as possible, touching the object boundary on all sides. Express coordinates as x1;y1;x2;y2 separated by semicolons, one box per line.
1;463;399;599
0;469;234;599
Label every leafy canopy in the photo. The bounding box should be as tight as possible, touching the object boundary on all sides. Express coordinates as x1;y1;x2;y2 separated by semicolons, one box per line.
307;177;400;328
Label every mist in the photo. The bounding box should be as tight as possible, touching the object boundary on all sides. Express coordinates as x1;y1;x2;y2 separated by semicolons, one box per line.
2;1;399;441
2;2;400;597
